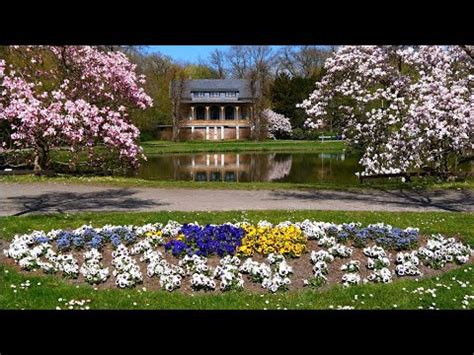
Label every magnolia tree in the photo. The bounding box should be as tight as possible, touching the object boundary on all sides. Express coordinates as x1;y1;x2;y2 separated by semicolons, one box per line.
299;46;473;179
0;46;152;172
263;109;292;139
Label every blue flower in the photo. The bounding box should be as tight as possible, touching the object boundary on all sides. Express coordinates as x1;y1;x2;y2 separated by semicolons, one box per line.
87;235;104;249
72;236;85;248
35;236;50;244
56;231;74;250
164;224;245;257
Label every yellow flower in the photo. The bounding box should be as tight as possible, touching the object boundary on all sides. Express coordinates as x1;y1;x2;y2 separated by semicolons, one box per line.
264;246;275;254
238;224;307;257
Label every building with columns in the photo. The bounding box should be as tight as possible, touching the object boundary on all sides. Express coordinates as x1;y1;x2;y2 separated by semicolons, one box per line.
171;79;258;140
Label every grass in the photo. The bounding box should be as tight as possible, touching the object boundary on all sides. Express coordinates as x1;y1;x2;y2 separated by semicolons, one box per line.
1;210;473;245
141;139;346;154
1;173;473;191
0;210;473;310
1;263;472;310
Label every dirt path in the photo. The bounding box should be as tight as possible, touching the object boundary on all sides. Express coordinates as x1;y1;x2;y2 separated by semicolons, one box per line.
0;182;472;216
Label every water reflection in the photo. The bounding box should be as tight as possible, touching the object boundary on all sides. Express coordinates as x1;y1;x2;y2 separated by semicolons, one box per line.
135;151;361;184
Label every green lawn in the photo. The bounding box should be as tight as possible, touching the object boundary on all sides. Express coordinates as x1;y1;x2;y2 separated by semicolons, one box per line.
141;139;346;154
1;174;473;191
1;210;473;310
1;263;472;310
1;210;473;244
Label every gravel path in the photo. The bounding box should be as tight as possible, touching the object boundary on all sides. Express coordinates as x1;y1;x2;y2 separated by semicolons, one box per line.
0;182;472;216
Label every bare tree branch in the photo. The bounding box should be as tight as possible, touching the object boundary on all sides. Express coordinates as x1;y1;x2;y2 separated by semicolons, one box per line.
209;49;227;79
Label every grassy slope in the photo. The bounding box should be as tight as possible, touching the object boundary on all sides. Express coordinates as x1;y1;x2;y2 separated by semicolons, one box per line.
1;263;472;310
1;210;473;244
1;174;473;191
141;140;346;154
0;210;473;310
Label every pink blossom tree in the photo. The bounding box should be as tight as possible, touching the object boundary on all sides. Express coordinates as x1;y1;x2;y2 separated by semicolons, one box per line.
0;46;153;173
299;46;473;180
263;109;292;139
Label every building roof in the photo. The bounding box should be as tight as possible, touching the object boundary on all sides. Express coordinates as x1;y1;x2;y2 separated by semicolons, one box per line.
171;79;260;101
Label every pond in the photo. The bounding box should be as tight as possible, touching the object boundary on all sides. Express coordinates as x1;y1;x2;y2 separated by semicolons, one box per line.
133;151;362;184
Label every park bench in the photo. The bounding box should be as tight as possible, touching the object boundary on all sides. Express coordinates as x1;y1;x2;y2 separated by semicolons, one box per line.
358;170;437;184
358;172;411;184
318;135;336;142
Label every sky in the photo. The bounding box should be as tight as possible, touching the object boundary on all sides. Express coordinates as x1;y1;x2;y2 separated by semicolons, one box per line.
144;45;286;64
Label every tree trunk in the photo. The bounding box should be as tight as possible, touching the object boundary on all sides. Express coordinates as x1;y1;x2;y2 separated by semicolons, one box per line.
172;124;180;142
33;145;49;175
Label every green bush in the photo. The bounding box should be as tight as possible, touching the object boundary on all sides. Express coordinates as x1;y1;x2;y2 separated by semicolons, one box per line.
291;128;305;140
139;131;159;142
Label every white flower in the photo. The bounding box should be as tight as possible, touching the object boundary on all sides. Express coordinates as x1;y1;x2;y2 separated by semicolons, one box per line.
111;244;143;288
214;256;244;291
342;273;361;287
328;243;353;258
311;250;334;263
417;234;472;269
367;268;393;283
395;251;421;276
341;260;360;273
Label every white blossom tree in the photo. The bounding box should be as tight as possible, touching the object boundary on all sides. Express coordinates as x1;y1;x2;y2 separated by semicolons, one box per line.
263;109;292;139
299;46;473;180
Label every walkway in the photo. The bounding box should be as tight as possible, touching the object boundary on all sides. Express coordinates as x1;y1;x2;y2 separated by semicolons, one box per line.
0;183;472;216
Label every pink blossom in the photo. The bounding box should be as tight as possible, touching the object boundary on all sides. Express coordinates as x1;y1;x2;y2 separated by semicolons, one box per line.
0;46;153;168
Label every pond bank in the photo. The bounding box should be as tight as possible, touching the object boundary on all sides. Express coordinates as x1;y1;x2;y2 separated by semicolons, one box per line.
141;140;346;154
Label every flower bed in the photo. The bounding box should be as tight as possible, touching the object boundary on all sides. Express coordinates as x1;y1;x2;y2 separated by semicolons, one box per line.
3;220;473;294
238;222;307;257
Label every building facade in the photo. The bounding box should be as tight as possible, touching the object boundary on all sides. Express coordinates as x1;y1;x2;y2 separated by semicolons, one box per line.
172;79;257;140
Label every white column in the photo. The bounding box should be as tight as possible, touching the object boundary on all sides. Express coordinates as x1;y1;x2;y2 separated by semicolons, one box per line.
221;154;225;166
214;126;217;140
206;154;210;166
236;153;240;182
191;126;195;140
214;154;218;166
235;106;239;120
192;156;195;167
206;126;209;140
236;126;240;140
220;106;225;120
205;106;210;120
190;106;195;120
221;126;224;140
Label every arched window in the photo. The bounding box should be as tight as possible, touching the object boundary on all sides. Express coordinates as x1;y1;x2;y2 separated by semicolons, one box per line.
195;106;206;120
225;106;235;120
210;105;220;120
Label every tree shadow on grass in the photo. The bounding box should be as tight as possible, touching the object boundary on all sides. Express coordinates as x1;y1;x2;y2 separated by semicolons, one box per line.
6;189;168;216
267;188;474;212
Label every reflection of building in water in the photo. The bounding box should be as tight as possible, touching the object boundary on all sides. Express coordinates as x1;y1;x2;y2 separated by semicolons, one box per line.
319;152;345;161
176;153;292;182
180;153;248;182
316;152;346;180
